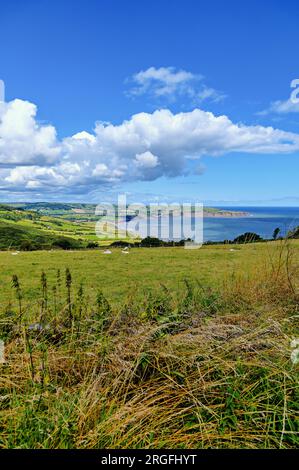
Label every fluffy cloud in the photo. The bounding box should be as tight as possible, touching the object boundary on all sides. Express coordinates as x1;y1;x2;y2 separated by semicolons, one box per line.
0;99;61;167
1;99;299;195
127;66;225;104
135;151;159;168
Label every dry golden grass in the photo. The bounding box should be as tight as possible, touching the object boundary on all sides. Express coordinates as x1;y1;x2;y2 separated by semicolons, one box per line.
0;241;298;449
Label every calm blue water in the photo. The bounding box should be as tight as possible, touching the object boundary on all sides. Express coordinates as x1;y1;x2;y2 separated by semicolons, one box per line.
204;207;299;242
122;207;299;243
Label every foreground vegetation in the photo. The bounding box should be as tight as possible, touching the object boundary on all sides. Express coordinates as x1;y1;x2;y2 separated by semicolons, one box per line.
0;241;298;448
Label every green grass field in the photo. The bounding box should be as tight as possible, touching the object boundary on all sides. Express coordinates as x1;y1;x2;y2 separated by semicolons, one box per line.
0;241;298;449
2;241;298;307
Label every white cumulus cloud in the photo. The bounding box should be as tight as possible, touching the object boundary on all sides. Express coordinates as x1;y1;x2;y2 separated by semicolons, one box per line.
1;98;299;195
135;151;159;168
0;99;61;167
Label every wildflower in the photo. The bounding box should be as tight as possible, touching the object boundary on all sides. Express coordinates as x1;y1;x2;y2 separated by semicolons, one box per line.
290;338;299;365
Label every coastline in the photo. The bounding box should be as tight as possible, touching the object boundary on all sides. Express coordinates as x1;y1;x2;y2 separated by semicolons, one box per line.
128;209;251;219
203;210;250;218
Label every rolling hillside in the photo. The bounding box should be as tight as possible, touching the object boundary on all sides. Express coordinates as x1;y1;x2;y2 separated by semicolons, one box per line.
0;204;98;250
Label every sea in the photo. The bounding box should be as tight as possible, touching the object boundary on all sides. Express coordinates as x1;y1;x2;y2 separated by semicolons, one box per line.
203;207;299;242
124;207;299;243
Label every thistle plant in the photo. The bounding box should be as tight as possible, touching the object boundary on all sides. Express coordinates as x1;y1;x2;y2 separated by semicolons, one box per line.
96;290;111;329
76;282;84;339
11;274;22;322
52;285;57;318
65;268;72;324
56;269;61;300
40;270;48;322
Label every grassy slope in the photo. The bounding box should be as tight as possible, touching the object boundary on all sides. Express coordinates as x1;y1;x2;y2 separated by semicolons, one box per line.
0;207;100;249
0;205;134;249
0;240;298;448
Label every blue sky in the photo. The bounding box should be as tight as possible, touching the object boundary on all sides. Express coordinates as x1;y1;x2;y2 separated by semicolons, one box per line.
1;0;299;205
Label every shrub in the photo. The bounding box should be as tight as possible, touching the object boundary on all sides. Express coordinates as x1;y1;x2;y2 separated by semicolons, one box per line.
86;241;99;249
140;236;163;247
51;237;80;250
234;232;262;243
20;240;37;251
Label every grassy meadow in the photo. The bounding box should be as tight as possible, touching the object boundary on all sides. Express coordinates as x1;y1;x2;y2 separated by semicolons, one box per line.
0;241;295;305
0;240;298;448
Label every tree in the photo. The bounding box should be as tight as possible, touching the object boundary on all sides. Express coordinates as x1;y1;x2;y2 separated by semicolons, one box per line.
273;227;280;240
233;232;262;244
52;238;74;250
140;236;163;247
